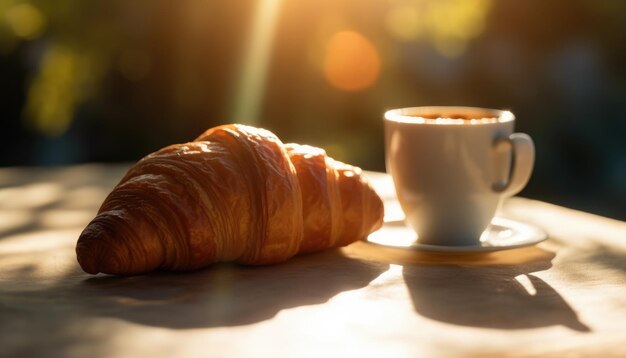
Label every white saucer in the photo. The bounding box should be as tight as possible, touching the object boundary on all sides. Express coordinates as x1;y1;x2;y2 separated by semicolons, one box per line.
365;217;548;253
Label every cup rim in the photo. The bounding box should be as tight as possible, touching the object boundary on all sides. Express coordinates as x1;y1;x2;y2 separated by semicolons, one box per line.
384;106;515;125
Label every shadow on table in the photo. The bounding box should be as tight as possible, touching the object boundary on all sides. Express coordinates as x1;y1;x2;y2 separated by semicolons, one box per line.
72;249;387;328
402;247;591;332
0;164;129;240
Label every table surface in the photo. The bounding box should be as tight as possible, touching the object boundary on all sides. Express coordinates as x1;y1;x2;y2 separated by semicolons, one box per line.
1;164;626;357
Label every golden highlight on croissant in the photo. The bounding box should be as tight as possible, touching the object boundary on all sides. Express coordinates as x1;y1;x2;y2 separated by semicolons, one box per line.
76;124;383;275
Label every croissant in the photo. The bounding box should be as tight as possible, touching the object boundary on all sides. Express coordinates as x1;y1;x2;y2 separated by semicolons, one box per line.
76;124;383;275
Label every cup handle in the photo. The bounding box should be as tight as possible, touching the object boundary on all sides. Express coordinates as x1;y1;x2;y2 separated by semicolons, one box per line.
492;133;535;196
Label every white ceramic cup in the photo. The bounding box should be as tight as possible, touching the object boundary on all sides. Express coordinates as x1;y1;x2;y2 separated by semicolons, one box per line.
384;106;535;246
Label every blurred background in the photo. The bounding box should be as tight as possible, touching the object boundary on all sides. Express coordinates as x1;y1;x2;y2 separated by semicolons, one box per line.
0;0;625;219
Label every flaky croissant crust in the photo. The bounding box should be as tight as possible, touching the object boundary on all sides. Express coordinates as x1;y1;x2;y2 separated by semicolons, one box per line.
76;124;383;275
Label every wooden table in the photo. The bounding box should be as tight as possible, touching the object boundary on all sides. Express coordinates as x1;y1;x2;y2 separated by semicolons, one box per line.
1;165;625;357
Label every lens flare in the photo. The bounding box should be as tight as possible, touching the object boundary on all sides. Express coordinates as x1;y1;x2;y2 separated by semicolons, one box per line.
232;0;283;123
323;31;381;91
4;3;46;40
385;0;493;58
385;4;422;42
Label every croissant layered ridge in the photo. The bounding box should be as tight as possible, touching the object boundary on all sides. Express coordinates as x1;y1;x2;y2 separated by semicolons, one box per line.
284;143;383;254
76;124;383;275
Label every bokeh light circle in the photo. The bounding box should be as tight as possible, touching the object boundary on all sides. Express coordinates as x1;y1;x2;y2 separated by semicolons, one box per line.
323;31;381;91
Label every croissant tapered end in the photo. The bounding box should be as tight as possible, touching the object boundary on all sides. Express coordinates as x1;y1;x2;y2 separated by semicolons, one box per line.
76;212;165;275
76;230;118;275
77;223;123;275
363;175;384;233
284;143;384;252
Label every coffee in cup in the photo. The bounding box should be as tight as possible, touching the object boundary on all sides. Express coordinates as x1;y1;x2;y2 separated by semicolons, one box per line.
384;106;535;246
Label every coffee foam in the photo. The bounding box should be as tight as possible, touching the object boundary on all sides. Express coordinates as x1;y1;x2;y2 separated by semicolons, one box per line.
385;110;513;125
409;116;498;125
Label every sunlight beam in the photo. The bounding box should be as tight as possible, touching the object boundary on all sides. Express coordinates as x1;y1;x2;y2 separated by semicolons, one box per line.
231;0;283;124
